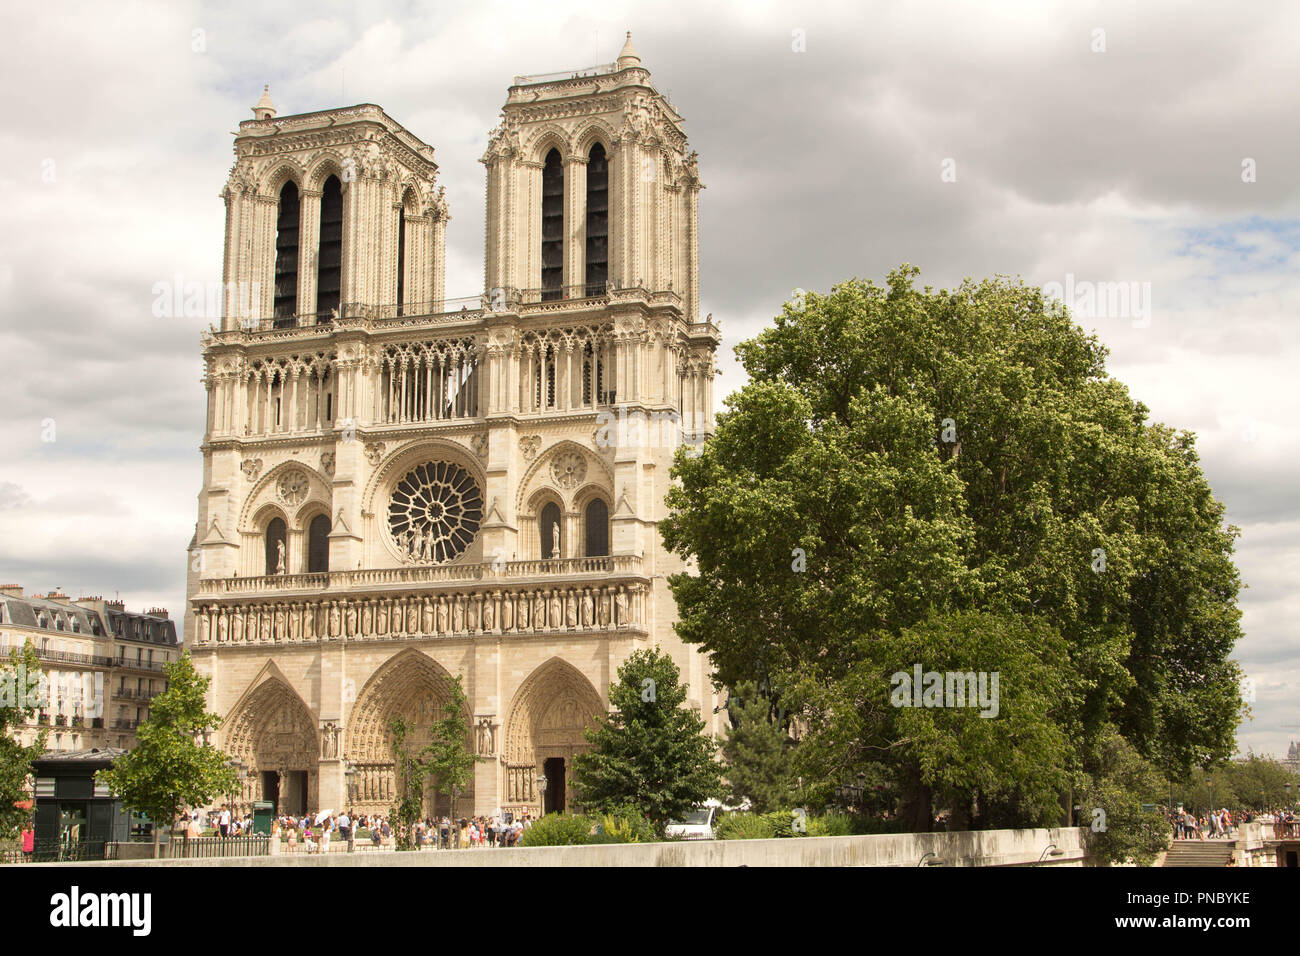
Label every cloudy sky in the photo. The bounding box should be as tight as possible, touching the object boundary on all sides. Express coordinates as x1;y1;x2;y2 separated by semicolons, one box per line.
0;0;1295;757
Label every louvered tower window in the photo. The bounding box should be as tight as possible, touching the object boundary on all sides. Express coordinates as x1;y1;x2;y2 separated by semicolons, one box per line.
541;149;563;300
396;204;406;316
273;182;300;325
316;175;343;321
585;143;608;297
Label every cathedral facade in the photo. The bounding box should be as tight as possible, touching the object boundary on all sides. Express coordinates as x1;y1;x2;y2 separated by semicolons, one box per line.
186;35;721;819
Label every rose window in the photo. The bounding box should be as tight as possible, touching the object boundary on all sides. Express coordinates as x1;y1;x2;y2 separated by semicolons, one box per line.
388;462;483;563
277;471;310;505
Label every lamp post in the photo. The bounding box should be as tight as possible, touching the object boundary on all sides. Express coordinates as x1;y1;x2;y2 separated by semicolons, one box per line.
344;761;357;852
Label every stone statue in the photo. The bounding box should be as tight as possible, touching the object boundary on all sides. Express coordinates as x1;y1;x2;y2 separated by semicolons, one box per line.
452;596;465;632
565;590;577;628
276;539;286;574
581;590;594;627
501;593;514;631
345;601;358;637
616;588;629;626
422;598;435;634
217;611;228;643
468;595;479;632
437;597;449;634
328;602;341;637
259;609;271;642
551;522;561;559
482;595;495;631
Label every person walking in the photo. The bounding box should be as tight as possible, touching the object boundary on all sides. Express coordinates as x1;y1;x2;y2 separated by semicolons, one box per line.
20;824;34;861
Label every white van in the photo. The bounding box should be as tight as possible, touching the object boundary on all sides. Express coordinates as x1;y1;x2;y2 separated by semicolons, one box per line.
665;799;724;840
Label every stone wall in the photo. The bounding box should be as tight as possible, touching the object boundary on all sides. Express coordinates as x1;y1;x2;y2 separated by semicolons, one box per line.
83;827;1090;868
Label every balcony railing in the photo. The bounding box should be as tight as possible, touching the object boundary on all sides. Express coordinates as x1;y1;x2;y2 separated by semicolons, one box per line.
198;554;645;596
115;657;167;673
113;686;161;701
0;643;115;668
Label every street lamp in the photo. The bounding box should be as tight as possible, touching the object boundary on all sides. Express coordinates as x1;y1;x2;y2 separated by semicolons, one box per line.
343;762;358;852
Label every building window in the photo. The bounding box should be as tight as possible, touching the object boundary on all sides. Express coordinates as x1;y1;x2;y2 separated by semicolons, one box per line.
307;514;331;573
540;501;562;559
396;201;407;315
265;517;287;575
317;175;343;319
585;498;610;557
273;180;300;322
585;143;608;297
541;149;563;300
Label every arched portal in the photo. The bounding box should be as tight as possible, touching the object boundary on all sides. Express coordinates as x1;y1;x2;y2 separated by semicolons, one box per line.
503;658;603;816
224;678;318;817
345;649;473;817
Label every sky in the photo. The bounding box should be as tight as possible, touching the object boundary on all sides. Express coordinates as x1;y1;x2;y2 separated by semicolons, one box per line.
0;0;1295;758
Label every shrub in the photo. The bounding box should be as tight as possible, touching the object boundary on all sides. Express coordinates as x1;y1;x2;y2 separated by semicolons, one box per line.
588;808;657;844
519;813;594;847
716;812;776;841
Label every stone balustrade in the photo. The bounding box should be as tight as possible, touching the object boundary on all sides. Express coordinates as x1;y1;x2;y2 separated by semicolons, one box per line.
192;580;648;647
197;555;644;597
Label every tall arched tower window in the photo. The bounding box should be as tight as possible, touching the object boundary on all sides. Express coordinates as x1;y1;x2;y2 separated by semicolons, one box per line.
540;501;562;559
585;143;608;297
395;201;407;316
584;498;609;557
307;514;330;573
317;175;343;320
541;149;563;300
265;518;287;575
273;181;300;323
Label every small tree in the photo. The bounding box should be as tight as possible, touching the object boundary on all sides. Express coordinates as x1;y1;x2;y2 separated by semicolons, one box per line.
0;644;47;839
720;680;796;813
389;674;481;850
97;654;238;858
424;675;481;830
572;648;722;834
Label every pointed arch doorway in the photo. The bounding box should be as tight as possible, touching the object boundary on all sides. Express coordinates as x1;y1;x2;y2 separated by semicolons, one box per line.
503;658;603;816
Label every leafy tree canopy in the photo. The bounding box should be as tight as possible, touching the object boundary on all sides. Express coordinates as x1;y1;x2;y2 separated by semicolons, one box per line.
663;266;1244;813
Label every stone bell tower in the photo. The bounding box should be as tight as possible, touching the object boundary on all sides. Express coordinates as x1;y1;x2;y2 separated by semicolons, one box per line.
482;32;703;321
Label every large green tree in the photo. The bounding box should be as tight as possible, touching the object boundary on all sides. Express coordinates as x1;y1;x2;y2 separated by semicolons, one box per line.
0;644;47;839
662;266;1244;827
572;648;722;833
97;654;239;857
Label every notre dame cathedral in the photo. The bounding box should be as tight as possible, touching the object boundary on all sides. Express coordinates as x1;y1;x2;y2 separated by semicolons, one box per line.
186;34;721;819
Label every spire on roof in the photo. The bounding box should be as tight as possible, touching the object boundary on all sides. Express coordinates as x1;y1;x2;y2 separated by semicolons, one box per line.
253;85;277;121
616;31;641;70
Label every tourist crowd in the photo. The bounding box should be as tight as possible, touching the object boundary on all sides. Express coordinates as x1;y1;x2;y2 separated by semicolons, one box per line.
1169;806;1298;839
192;805;537;852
